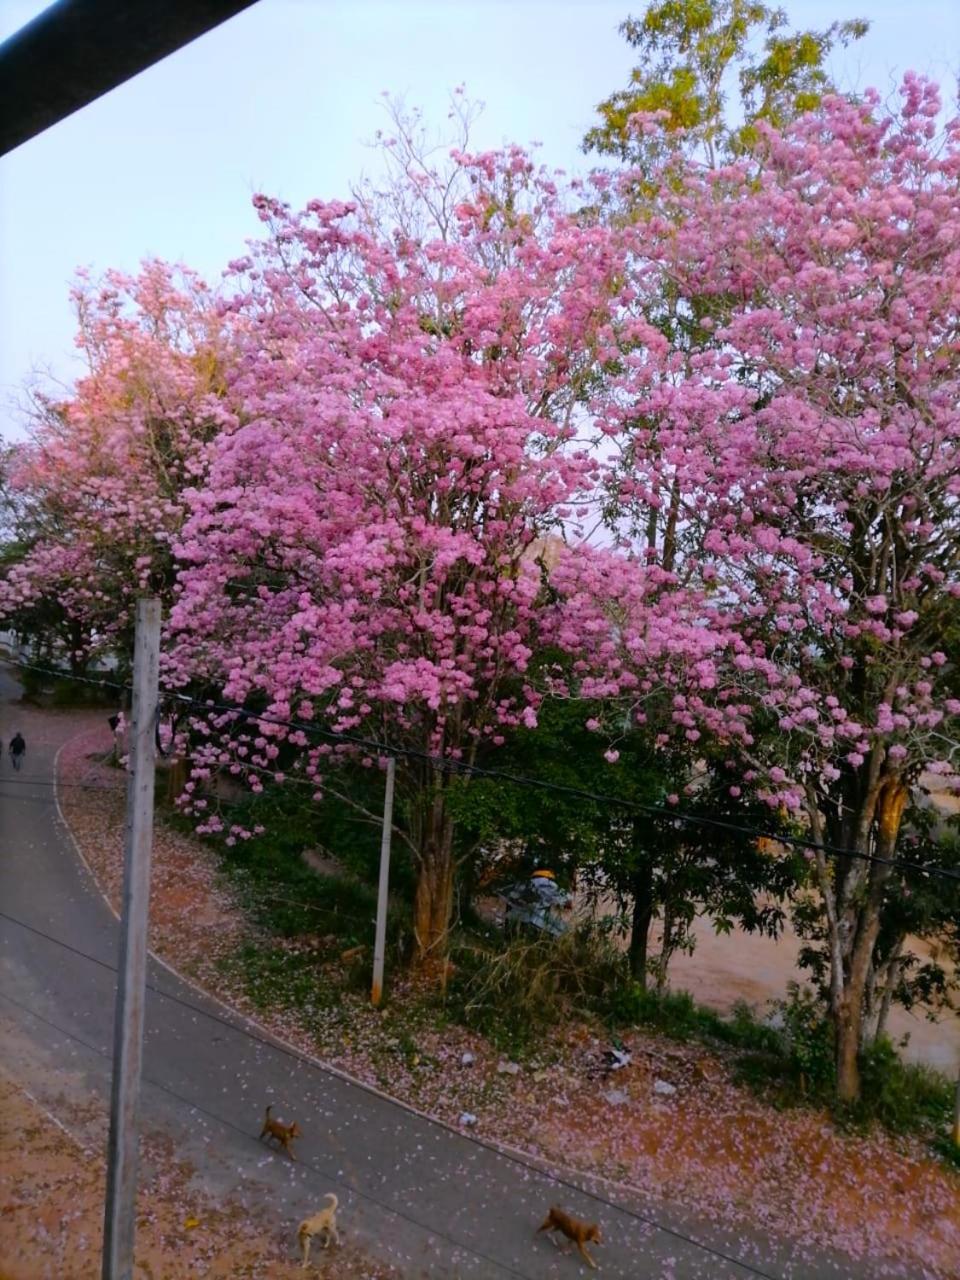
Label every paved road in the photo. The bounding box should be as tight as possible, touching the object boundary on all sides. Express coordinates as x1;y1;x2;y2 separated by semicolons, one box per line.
0;664;883;1279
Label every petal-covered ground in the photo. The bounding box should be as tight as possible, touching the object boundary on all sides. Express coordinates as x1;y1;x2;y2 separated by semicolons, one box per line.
58;725;960;1279
0;1070;395;1279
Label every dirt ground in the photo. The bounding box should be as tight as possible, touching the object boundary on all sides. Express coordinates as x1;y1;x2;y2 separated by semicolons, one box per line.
648;913;960;1071
0;1071;393;1280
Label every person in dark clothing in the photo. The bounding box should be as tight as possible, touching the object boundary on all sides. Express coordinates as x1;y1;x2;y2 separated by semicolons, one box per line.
9;732;25;769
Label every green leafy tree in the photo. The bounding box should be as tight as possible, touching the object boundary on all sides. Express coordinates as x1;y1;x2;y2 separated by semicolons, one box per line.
795;814;960;1049
603;769;801;992
449;695;800;989
584;1;869;167
0;446;93;675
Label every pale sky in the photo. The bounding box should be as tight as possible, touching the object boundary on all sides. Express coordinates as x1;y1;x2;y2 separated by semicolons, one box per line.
1;0;958;438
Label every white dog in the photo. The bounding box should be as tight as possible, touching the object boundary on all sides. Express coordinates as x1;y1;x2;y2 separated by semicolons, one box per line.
297;1193;340;1266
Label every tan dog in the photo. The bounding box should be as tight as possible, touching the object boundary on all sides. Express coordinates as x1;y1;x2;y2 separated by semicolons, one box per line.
297;1194;340;1266
259;1104;301;1160
538;1205;602;1269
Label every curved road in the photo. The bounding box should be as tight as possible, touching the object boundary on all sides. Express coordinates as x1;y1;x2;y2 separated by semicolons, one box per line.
0;665;880;1279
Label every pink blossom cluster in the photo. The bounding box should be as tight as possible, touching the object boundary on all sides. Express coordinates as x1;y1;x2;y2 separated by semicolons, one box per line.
3;80;959;832
591;79;960;805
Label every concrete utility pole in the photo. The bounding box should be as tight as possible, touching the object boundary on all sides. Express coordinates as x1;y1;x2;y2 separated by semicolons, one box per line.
371;755;396;1007
102;597;161;1280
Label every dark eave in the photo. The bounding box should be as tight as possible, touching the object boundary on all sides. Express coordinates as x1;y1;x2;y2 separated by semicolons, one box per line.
0;0;261;157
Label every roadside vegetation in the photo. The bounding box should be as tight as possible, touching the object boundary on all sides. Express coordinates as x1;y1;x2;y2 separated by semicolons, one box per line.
182;772;958;1163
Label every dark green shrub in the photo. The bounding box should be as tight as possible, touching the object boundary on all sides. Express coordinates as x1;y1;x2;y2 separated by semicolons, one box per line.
931;1134;960;1170
604;983;782;1054
776;982;835;1096
855;1036;953;1134
18;665;115;708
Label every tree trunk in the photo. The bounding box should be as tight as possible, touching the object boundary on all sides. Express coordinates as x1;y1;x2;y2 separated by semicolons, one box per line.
628;849;655;986
68;619;87;678
874;938;906;1044
655;904;675;996
834;777;908;1104
167;755;189;805
411;788;455;973
861;956;878;1050
661;475;682;573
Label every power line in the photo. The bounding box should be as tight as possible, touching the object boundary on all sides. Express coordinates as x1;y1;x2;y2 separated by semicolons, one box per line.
4;655;959;885
0;905;781;1279
0;774;126;794
0;655;127;692
0;985;534;1280
172;692;960;886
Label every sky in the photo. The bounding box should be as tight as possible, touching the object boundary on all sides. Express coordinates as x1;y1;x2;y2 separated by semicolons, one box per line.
1;0;958;437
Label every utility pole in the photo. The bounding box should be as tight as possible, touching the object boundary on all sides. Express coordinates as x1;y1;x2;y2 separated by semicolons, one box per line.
953;1068;960;1149
102;597;161;1280
370;755;396;1007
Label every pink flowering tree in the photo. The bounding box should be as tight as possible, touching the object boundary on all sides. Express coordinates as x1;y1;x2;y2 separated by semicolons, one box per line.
169;149;662;968
0;263;237;667
608;79;960;1100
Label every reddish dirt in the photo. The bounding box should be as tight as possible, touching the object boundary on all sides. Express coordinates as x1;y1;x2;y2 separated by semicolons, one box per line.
504;1028;960;1277
0;1071;394;1280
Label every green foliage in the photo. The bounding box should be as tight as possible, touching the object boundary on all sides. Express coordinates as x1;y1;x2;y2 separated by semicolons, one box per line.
445;926;625;1054
207;792;415;1014
733;984;835;1103
776;982;836;1095
793;820;960;1038
855;1037;954;1135
219;940;341;1018
729;985;954;1147
585;1;869;166
931;1134;960;1171
606;982;780;1052
185;780;413;962
449;691;801;992
18;665;114;708
447;693;668;874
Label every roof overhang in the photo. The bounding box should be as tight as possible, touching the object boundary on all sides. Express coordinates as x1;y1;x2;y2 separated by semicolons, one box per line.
0;0;261;157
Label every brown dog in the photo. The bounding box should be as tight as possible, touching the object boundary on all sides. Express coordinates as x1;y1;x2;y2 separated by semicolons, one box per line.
297;1193;340;1266
259;1103;301;1160
538;1206;602;1269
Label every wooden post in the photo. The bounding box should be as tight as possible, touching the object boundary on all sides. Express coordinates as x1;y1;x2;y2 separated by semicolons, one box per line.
102;597;160;1280
371;756;395;1007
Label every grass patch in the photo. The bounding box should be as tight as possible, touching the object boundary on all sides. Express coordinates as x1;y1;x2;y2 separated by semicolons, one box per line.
854;1037;954;1135
219;940;341;1018
191;803;411;955
606;982;781;1053
445;926;625;1055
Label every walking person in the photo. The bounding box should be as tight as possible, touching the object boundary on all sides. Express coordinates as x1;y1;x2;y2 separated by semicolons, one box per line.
9;731;25;771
